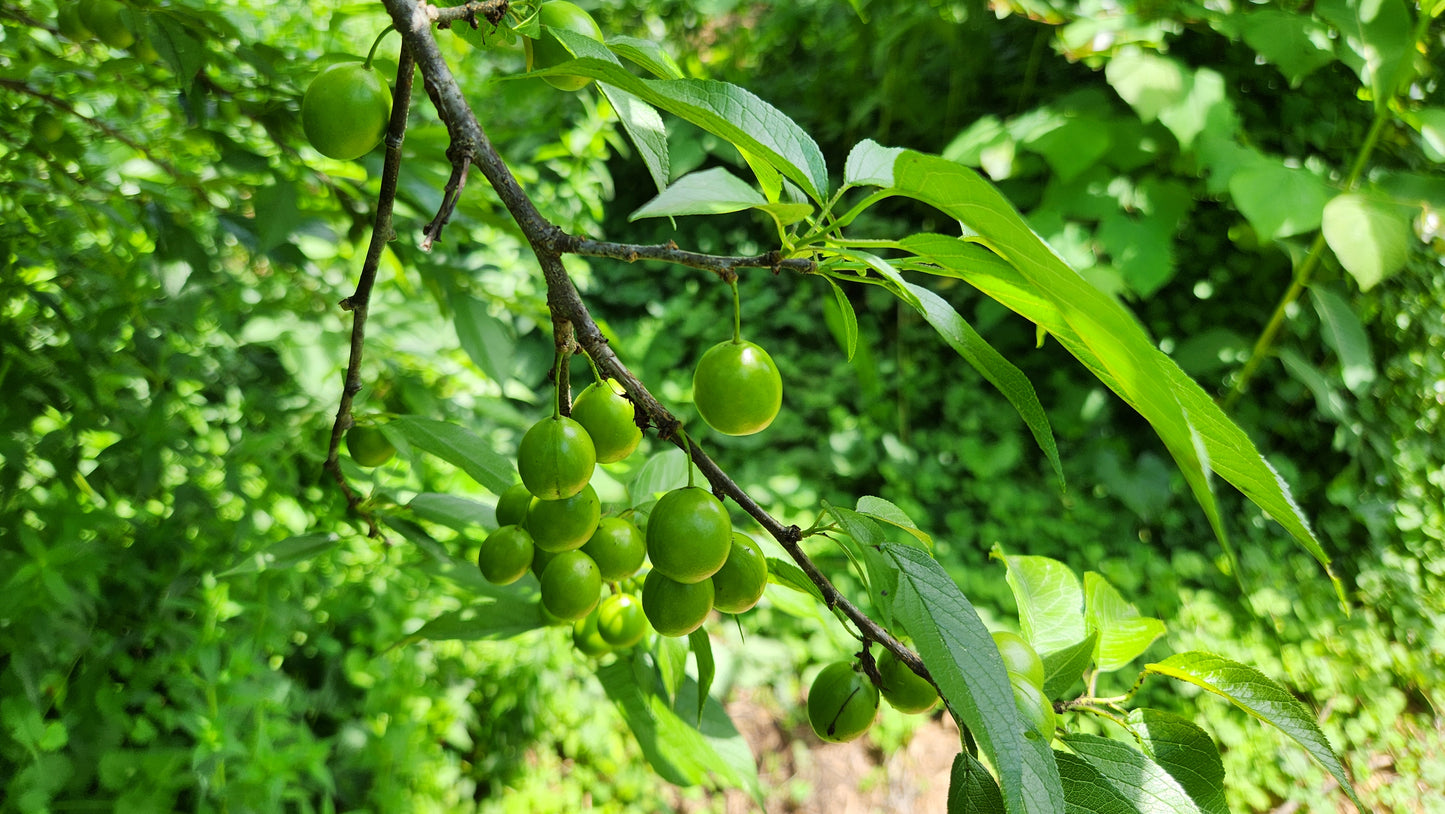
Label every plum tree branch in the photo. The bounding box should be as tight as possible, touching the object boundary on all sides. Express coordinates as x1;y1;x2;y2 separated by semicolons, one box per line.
557;235;818;280
323;45;417;539
376;0;935;691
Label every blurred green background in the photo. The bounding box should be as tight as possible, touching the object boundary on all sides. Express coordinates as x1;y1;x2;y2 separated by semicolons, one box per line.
2;0;1442;811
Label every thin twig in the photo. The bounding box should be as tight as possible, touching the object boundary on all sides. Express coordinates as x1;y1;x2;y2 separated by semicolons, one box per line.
427;0;511;27
422;159;470;250
324;45;417;538
556;235;818;280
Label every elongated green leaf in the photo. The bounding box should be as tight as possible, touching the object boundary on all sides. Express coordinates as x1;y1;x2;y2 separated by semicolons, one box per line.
219;532;340;576
598;653;760;798
689;628;715;727
1278;347;1350;424
408;492;493;532
1054;750;1140;814
1040;632;1097;700
598;83;670;193
1126;709;1228;814
606;35;685;79
390;416;514;495
856;495;932;549
824;277;859;360
1146;651;1362;810
1084;572;1166;672
450;290;514;385
1321;192;1413;291
530;40;828;202
993;548;1086;655
630;167;784;221
888;544;1065;814
825;503;898;626
1308;285;1375;394
899;280;1065;489
949;750;1007;814
404;598;544;643
845;138;905;188
766;557;825;602
890;151;1335;595
1060;733;1203;814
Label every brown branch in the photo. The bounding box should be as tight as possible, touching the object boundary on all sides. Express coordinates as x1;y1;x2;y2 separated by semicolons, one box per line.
556;235;818;281
323;45;417;538
422;158;471;250
378;0;936;692
427;0;511;27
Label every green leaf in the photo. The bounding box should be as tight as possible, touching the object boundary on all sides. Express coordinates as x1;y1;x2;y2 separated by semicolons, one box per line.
1040;632;1097;699
888;543;1065;814
1059;733;1203;814
1146;651;1363;810
598;653;761;798
689;628;715;727
1238;10;1336;85
766;557;825;603
599;84;670;194
1084;572;1166;673
1321;193;1413;291
845;138;904;188
1413;107;1445;162
1054;750;1139;814
993;548;1087;656
1308;285;1375;394
824;277;859;361
629;447;689;501
390;416;514;495
1228;162;1332;240
1104;52;1235;148
1278;348;1350;424
449;291;514;384
856;495;932;549
407;493;493;532
1316;0;1414;108
824;503;898;626
629;167;792;221
899;280;1065;490
888;152;1335;595
404;597;545;643
252;181;300;253
606;35;685;79
219;532;340;577
528;42;829;202
948;750;1007;814
1126;709;1229;814
147;11;206;85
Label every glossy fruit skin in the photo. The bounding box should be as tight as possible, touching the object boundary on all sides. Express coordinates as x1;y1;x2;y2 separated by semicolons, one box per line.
992;631;1045;689
581;516;646;581
82;0;134;49
692;340;782;436
526;484;601;553
710;532;768;614
572;609;612;657
571;380;642;463
34;113;65;145
477;525;534;585
524;1;603;92
517;415;596;500
876;650;939;714
346;425;396;467
495;482;533;528
645;487;732;584
595;592;650;648
1009;675;1056;742
807;661;879;743
640;569;713;637
540;550;602;621
301;62;393;161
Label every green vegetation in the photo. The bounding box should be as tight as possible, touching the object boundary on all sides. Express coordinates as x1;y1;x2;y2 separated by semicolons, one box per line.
2;0;1442;810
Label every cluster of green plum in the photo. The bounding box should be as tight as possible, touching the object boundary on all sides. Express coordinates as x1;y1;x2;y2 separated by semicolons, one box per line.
475;371;774;656
807;632;1055;745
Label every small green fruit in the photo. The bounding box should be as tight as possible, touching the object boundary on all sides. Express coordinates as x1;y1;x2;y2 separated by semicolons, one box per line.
692;340;783;436
347;424;396;467
526;484;601;553
640;569;713;637
571;379;642;463
992;631;1045;689
645;486;731;584
581;516;646;581
710;532;768;614
517;415;596;500
478;525;534;586
301;62;393;161
495;482;533;528
524;1;604;92
876;650;939;714
540;550;602;621
807;661;879;743
596;592;650;648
